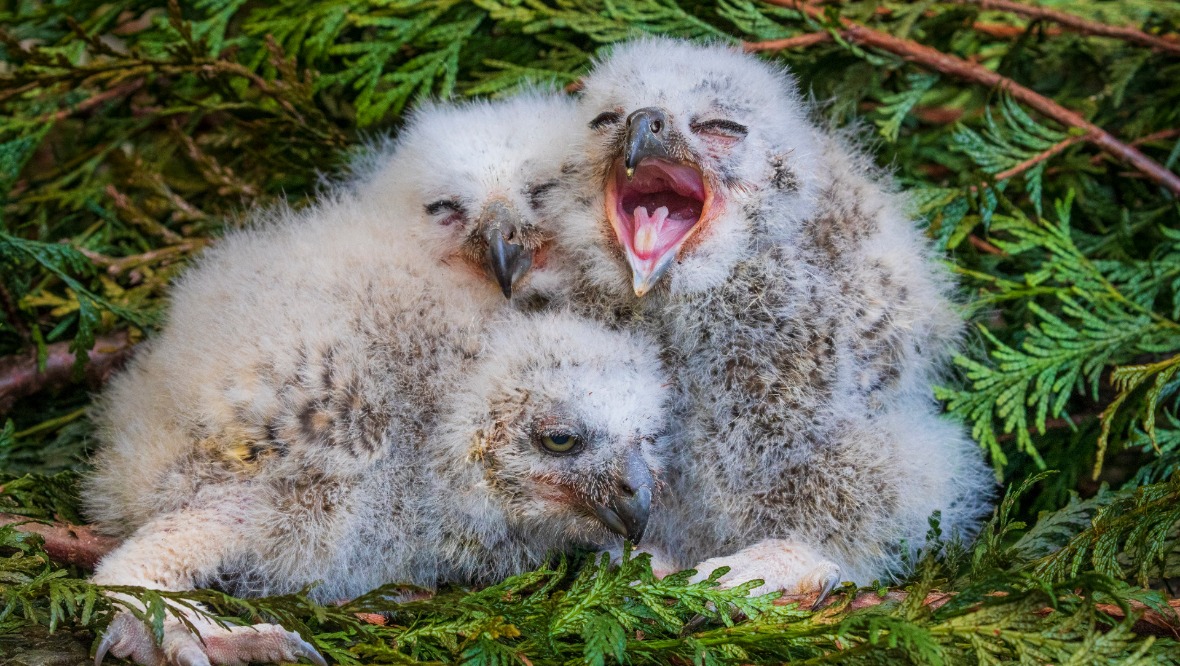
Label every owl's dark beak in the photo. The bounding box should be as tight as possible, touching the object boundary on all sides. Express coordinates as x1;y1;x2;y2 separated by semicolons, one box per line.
623;107;672;179
480;200;532;299
592;448;653;544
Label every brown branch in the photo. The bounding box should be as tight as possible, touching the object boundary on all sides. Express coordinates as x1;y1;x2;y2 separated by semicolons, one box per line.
44;78;144;123
743;31;833;52
102;239;207;276
0;513;120;569
970;21;1063;40
761;1;1180;196
993;135;1086;182
0;330;136;414
959;0;1180;56
779;589;1180;638
968;235;1006;256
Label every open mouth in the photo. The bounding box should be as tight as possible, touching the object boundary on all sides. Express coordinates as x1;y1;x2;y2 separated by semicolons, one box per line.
606;158;711;296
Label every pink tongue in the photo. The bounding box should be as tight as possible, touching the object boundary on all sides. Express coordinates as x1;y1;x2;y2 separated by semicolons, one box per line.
632;206;669;259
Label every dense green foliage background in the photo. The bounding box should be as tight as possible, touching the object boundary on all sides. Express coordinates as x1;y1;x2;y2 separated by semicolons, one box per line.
2;0;1180;663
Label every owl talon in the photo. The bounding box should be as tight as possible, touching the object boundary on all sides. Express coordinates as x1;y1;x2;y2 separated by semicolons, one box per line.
689;539;842;600
93;610;325;666
810;572;840;610
94;630;115;666
294;637;329;666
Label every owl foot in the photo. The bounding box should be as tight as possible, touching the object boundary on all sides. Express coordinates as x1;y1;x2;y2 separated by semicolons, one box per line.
689;539;842;607
95;610;326;666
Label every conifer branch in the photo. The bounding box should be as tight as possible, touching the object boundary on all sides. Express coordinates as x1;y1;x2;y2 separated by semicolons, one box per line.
957;0;1180;56
782;590;1180;638
0;331;134;414
761;1;1180;196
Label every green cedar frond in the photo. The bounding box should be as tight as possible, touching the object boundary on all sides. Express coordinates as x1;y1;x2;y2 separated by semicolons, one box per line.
1028;474;1180;587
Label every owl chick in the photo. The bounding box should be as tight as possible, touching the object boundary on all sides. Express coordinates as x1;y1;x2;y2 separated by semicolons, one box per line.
84;94;668;666
552;38;994;595
353;91;581;303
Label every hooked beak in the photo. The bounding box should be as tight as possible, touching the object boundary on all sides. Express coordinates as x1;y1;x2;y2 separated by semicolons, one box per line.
480;200;532;299
606;107;712;298
624;107;673;180
591;448;653;544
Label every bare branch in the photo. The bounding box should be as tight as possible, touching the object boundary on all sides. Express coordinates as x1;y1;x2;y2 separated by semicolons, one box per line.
0;330;136;414
759;1;1180;196
0;513;120;569
959;0;1180;56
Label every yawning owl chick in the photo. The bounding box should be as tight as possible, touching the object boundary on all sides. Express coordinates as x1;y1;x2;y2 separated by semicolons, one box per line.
84;93;669;666
552;38;994;596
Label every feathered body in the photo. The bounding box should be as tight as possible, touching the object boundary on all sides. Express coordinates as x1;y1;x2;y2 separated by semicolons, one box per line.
552;38;994;587
84;94;670;665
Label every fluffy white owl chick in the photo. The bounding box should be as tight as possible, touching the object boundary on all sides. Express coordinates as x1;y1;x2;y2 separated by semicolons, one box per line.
552;37;995;595
83;94;668;666
354;91;582;302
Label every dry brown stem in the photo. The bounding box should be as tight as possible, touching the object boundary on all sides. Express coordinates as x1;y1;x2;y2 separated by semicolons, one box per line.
0;513;120;569
0;330;136;414
753;1;1180;196
44;78;144;123
742;31;833;52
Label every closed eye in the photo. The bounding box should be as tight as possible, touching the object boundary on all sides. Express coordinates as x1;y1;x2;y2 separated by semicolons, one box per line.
690;118;748;140
425;199;466;225
527;180;559;209
589;110;623;131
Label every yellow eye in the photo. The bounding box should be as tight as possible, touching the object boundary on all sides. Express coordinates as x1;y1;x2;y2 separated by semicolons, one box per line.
541;433;580;454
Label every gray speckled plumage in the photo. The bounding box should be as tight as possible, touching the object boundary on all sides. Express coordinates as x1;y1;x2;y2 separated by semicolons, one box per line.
83;93;670;666
550;38;995;591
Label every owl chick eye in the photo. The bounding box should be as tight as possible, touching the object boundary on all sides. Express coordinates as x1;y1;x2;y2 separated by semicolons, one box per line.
539;432;582;455
589;111;623;131
690;118;749;141
425;199;466;226
526;180;559;209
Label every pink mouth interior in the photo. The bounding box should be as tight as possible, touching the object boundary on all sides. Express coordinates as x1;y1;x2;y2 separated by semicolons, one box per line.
612;159;706;261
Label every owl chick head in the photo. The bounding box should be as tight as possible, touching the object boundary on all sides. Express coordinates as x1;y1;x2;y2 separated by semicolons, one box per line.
359;92;581;301
443;311;669;546
566;37;821;297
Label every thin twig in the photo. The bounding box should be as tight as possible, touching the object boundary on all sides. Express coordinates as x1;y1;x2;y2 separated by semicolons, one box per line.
743;31;833;52
969;235;1006;256
106;183;185;244
102;239;207;276
958;0;1180;56
0;513;120;569
0;330;136;414
757;1;1180;196
993;134;1087;181
44;78;144;123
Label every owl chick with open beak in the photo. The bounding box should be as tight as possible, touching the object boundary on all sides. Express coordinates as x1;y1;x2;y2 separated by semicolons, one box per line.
553;38;994;601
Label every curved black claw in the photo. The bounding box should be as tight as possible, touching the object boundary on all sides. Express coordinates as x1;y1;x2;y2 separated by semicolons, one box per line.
679;613;709;637
294;636;329;666
810;573;841;611
94;631;115;666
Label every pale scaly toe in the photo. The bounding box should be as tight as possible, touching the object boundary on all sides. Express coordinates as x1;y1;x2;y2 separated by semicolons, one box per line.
175;621;327;666
689;539;843;600
95;612;166;666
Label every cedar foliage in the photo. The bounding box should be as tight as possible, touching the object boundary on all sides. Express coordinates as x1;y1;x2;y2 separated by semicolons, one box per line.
2;0;1180;663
